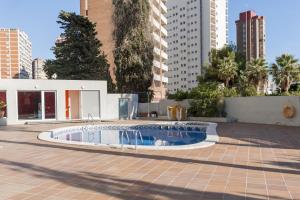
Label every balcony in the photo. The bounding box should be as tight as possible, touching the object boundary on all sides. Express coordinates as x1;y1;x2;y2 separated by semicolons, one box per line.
153;73;168;83
153;59;168;72
154;47;168;60
152;32;168;48
151;4;167;25
154;0;167;14
151;17;168;37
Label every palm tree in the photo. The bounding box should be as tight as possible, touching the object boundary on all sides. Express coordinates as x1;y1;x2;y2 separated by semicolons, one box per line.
217;55;238;87
270;54;300;93
245;58;269;93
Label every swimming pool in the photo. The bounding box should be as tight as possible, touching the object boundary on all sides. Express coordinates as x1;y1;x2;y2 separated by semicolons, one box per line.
38;122;219;150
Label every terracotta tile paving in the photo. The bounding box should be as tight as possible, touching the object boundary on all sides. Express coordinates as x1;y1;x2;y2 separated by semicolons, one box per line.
0;122;299;200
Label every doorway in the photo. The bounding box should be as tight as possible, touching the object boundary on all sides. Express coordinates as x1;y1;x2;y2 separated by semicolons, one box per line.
65;90;80;120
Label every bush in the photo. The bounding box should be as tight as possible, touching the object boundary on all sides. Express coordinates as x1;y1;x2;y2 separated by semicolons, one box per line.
241;85;257;97
167;90;189;101
222;87;239;97
188;82;224;117
289;83;300;92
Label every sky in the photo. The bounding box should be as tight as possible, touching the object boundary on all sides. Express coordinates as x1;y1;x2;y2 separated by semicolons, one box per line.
0;0;300;64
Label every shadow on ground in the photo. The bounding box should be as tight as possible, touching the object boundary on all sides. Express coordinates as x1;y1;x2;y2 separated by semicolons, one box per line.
0;159;289;200
0;138;299;175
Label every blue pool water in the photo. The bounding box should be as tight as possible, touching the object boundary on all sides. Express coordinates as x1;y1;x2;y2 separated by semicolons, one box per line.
52;124;207;147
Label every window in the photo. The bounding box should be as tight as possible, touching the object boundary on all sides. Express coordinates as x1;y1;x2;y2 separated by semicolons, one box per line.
0;91;7;117
44;92;56;119
18;92;42;120
17;91;56;120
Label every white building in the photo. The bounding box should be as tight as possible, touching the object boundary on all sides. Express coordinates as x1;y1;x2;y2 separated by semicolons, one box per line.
0;28;32;79
166;0;228;93
0;79;138;125
32;58;47;79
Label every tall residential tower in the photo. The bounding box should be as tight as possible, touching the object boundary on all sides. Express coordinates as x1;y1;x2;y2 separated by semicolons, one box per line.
80;0;168;101
32;58;47;79
236;11;266;61
166;0;228;93
0;28;32;79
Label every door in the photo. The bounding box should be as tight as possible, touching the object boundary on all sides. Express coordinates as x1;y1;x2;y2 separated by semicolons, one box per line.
65;90;80;120
119;98;129;120
81;91;100;119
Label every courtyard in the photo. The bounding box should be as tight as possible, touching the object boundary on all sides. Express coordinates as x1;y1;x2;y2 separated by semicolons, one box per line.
0;122;299;200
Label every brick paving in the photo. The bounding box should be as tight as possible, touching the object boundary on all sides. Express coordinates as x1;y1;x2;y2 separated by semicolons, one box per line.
0;122;299;200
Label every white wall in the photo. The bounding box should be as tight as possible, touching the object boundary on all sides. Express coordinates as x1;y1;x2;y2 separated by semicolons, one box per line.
225;96;300;126
138;96;300;127
103;93;138;120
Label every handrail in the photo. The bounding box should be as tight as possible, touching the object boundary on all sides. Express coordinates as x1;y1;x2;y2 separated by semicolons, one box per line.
87;113;95;125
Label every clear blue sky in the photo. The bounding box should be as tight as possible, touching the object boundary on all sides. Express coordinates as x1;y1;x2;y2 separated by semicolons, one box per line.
0;0;299;64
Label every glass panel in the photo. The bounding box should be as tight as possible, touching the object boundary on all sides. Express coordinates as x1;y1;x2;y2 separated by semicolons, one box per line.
0;91;7;118
44;92;56;119
18;92;42;120
119;98;129;119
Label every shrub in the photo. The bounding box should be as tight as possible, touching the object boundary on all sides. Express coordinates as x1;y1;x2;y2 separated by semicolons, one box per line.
167;90;189;101
188;82;224;117
241;85;257;97
222;87;239;97
0;100;6;111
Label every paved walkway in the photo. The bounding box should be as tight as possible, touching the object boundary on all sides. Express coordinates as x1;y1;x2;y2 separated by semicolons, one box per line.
0;122;299;200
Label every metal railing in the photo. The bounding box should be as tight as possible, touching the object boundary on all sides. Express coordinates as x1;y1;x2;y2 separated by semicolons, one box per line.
121;129;144;151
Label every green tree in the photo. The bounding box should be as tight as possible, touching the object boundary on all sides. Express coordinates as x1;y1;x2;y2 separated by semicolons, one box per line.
270;54;300;93
217;55;238;87
113;0;154;99
245;58;269;92
203;45;245;86
44;11;111;83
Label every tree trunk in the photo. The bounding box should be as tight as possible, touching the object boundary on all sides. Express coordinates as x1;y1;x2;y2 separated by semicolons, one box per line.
225;79;229;87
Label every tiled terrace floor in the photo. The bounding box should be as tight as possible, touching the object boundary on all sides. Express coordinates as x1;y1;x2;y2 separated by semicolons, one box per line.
0;122;299;200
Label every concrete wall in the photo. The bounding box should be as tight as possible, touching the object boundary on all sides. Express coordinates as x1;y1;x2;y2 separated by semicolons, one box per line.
0;79;138;125
225;96;300;126
104;93;138;120
138;96;300;126
138;99;191;116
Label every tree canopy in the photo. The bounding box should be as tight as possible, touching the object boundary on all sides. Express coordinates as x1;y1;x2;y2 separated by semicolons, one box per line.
271;54;300;93
44;11;111;83
113;0;154;100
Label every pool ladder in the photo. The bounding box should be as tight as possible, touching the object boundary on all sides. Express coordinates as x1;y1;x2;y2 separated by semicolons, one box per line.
121;129;143;151
82;113;96;143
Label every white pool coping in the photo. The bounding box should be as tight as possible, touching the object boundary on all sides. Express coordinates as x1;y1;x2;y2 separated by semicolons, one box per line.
38;122;219;151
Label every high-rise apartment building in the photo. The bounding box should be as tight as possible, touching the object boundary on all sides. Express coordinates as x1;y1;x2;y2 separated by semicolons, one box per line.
32;58;47;79
166;0;228;93
80;0;168;101
236;11;266;61
0;28;32;79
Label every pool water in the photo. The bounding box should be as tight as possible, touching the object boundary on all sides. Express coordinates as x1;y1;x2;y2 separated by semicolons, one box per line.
52;125;207;147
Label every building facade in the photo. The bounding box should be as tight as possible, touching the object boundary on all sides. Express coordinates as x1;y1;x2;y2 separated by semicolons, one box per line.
166;0;228;93
236;11;266;61
32;58;47;80
80;0;168;101
0;79;138;125
0;28;32;79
